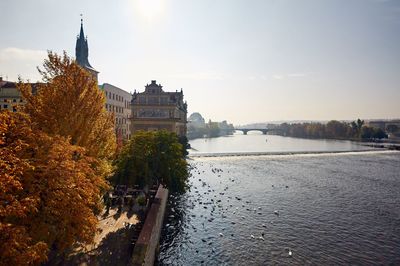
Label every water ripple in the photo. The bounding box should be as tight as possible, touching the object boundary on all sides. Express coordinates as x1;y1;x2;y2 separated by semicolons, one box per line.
158;152;400;265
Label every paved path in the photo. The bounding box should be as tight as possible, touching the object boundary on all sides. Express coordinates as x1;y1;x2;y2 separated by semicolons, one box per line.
60;207;140;266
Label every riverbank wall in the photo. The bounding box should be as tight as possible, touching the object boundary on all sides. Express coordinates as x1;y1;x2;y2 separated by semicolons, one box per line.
131;185;168;266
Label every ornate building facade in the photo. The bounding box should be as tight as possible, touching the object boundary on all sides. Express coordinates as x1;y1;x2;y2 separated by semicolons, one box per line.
131;80;187;136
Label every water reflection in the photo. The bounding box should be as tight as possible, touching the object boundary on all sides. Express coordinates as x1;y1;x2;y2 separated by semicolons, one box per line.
189;133;370;156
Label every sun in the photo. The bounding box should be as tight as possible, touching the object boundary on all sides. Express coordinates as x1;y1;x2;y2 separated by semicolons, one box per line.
134;0;165;21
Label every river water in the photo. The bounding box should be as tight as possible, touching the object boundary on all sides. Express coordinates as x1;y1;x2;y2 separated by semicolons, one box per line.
158;134;400;265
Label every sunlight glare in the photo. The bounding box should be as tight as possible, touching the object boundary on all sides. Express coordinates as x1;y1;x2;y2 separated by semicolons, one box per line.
134;0;164;21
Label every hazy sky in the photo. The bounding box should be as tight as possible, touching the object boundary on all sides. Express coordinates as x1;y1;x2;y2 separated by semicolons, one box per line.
0;0;399;124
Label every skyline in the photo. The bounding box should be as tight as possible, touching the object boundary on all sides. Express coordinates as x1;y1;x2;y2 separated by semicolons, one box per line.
0;0;399;124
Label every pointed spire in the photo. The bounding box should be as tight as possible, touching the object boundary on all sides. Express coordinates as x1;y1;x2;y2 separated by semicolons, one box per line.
79;15;85;39
75;16;99;80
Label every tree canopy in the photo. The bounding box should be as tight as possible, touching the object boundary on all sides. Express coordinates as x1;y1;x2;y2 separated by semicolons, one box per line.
19;51;116;162
113;130;189;193
1;51;116;265
277;119;387;140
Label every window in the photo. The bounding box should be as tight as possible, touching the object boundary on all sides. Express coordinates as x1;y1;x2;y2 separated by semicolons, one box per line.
3;104;8;109
139;96;146;104
113;94;115;100
148;97;159;104
160;97;168;104
19;99;23;103
13;99;17;103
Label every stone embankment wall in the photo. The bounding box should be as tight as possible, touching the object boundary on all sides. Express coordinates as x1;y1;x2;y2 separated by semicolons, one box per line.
131;185;168;266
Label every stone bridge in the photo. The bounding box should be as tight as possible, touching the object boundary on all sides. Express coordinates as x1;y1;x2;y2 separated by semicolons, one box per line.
234;128;271;135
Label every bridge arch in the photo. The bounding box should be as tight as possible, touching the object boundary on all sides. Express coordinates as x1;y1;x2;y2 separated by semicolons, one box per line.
234;128;269;135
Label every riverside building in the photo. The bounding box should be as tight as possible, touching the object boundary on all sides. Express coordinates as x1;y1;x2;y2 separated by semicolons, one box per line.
100;83;132;141
131;80;187;136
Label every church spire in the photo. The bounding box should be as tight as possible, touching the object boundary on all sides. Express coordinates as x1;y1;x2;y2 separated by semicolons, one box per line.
79;17;84;40
75;17;99;80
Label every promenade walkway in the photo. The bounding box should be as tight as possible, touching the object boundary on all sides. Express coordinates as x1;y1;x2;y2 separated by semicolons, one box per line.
58;207;140;266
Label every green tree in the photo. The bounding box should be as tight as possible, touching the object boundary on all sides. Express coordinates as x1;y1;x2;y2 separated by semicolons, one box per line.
355;119;364;138
386;124;398;133
372;128;388;139
207;120;220;138
113;130;188;193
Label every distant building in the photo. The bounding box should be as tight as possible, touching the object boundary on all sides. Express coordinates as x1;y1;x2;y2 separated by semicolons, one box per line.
131;80;187;136
100;83;132;141
0;77;38;112
367;120;400;131
188;112;206;128
75;19;99;80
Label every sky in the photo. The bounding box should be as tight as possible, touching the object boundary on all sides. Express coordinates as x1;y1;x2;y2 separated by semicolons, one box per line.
0;0;399;125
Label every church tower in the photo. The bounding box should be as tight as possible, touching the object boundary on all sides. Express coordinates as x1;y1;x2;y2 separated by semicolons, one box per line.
75;19;99;80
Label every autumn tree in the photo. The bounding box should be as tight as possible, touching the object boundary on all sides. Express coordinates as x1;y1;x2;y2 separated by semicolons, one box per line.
0;112;48;266
1;111;110;264
1;51;117;264
19;51;116;165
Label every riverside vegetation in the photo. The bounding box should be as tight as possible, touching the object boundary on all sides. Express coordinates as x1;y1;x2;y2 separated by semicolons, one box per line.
275;119;387;140
112;130;189;193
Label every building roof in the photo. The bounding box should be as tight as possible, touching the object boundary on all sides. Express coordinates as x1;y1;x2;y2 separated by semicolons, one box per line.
0;80;42;94
75;19;99;73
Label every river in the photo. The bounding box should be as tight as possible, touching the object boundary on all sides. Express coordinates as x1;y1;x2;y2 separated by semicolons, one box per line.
158;134;400;265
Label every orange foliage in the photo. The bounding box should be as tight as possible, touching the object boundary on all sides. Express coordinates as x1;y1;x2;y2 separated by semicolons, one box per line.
1;51;117;264
1;110;109;264
19;51;116;161
0;112;47;265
